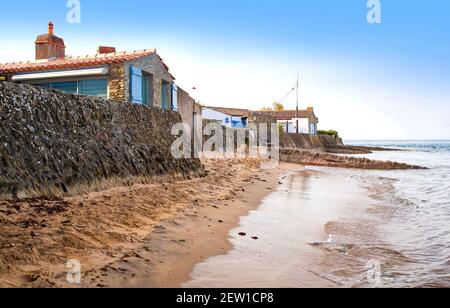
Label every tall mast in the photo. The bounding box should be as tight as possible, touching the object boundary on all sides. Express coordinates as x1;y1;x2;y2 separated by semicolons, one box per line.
296;72;299;134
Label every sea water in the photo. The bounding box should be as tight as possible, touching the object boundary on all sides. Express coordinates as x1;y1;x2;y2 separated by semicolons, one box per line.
338;140;450;287
185;141;450;288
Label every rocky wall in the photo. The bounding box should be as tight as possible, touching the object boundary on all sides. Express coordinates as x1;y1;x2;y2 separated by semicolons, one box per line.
0;82;205;198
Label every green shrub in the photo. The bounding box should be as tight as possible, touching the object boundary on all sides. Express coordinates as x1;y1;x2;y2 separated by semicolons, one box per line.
277;123;285;134
318;130;339;138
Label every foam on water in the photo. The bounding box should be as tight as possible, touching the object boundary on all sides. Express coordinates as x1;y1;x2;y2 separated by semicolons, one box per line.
336;140;450;287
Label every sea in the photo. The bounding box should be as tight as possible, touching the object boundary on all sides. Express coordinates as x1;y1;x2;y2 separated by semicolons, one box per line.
184;141;450;288
338;140;450;287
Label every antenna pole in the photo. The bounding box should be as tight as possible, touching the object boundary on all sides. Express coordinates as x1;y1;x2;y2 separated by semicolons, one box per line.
296;72;299;134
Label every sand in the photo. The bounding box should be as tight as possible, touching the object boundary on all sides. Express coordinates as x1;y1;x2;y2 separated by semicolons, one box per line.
0;158;297;288
184;169;374;288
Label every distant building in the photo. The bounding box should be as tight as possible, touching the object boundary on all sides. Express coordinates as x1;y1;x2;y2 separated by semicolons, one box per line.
259;108;319;135
203;107;250;128
202;107;277;129
0;22;179;110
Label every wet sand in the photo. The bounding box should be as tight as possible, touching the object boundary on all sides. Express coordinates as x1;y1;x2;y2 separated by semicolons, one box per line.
183;169;373;288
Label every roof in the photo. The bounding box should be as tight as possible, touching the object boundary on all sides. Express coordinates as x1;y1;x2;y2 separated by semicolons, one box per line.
0;49;157;74
204;107;252;117
259;109;316;120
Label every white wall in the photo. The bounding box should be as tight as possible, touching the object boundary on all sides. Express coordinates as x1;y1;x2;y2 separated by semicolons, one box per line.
278;118;310;134
202;108;247;128
202;108;231;127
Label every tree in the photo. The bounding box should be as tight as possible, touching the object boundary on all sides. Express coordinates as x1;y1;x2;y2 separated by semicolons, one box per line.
261;102;285;111
273;102;285;111
318;130;339;138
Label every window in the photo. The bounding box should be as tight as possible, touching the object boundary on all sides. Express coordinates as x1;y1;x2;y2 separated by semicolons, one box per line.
52;81;78;94
32;83;51;89
31;79;107;98
142;74;154;106
80;79;108;98
161;80;172;110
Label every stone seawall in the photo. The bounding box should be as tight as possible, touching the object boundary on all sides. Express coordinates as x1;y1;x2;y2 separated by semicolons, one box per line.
281;133;343;151
280;148;425;170
0;82;205;198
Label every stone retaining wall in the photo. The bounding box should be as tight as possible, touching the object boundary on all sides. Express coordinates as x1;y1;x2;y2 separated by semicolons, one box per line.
0;82;205;198
281;133;343;151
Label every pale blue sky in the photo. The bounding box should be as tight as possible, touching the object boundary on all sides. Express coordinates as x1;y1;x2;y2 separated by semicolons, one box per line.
0;0;449;139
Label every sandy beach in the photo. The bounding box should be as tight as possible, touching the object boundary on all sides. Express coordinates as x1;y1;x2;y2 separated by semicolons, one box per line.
1;151;441;288
0;158;299;287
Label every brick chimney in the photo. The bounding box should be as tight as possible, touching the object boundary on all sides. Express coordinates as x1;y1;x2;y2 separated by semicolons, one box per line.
307;107;314;112
97;46;116;54
35;22;66;60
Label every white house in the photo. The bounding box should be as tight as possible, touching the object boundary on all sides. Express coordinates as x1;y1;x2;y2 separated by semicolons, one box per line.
259;108;319;135
202;107;250;128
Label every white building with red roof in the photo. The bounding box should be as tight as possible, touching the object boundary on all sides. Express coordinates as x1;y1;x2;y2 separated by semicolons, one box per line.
259;108;319;135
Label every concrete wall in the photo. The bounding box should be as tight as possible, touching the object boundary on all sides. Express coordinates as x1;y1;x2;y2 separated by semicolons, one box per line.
277;116;318;135
278;119;309;134
0;82;205;198
281;133;343;151
177;87;202;142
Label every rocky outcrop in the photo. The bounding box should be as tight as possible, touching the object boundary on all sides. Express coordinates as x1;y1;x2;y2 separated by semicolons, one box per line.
0;82;205;198
280;148;426;170
324;145;402;155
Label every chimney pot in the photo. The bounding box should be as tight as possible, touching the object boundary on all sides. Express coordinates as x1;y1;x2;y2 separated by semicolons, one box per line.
48;22;54;35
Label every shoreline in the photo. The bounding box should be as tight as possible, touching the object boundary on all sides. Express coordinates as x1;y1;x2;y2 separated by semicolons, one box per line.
81;161;301;288
184;168;375;288
1;153;425;288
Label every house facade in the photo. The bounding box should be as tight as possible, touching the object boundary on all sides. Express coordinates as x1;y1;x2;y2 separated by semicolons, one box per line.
260;108;319;135
0;23;177;110
202;107;250;128
202;106;277;129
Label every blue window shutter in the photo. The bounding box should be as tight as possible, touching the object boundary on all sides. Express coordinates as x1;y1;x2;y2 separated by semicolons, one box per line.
142;75;148;105
130;66;143;104
161;82;167;110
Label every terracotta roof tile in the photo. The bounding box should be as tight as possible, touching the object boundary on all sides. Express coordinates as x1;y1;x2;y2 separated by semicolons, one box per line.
204;107;280;121
0;49;157;74
258;110;316;120
205;107;252;117
205;107;316;120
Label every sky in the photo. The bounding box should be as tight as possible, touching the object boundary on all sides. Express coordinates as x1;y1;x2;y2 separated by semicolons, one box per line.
0;0;449;139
